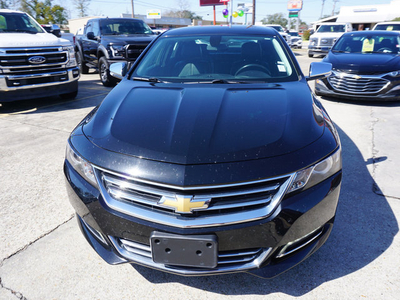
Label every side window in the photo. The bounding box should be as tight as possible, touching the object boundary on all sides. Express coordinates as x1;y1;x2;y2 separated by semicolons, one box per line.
85;22;92;35
92;21;100;36
0;15;5;29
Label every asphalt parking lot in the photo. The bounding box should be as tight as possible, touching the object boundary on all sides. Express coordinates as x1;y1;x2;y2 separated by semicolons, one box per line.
0;50;399;299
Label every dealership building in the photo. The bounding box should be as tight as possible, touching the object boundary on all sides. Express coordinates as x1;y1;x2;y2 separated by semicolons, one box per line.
313;0;400;30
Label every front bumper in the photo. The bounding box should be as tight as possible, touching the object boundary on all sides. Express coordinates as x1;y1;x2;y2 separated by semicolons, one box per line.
308;45;330;56
315;77;400;101
0;67;79;102
64;157;342;278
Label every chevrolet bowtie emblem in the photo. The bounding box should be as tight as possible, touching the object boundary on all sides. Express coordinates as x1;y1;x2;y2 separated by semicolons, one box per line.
158;195;210;214
352;75;362;80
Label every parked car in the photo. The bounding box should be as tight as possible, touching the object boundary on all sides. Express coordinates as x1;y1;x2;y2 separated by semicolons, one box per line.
315;30;400;101
74;18;156;86
289;31;302;49
263;24;292;46
0;9;79;103
373;21;400;31
308;22;352;57
64;25;342;279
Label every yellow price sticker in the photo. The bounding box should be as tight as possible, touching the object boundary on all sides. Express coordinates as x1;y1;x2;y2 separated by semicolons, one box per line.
362;39;374;52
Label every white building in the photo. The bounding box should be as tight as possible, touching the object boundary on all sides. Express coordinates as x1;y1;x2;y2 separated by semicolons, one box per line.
312;0;400;31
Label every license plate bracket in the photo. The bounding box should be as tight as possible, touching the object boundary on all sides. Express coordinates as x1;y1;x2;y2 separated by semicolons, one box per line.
150;232;218;268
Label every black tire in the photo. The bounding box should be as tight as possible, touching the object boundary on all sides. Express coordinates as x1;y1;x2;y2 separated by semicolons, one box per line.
308;53;314;58
99;57;117;87
60;90;78;100
76;51;89;74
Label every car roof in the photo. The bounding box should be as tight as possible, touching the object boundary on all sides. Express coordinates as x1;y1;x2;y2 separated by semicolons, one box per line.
162;25;277;37
341;30;400;37
375;21;400;25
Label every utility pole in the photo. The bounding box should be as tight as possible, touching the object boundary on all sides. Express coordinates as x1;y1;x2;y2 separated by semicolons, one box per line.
252;0;255;25
332;0;339;16
131;0;135;18
320;0;325;19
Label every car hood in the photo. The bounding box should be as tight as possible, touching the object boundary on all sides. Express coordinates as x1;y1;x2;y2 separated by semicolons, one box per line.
102;35;156;44
0;32;71;47
83;81;325;165
325;52;400;73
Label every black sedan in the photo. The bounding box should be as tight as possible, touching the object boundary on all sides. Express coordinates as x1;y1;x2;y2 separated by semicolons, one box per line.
315;30;400;101
64;26;342;278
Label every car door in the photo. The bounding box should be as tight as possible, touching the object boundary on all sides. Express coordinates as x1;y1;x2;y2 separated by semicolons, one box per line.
82;20;100;66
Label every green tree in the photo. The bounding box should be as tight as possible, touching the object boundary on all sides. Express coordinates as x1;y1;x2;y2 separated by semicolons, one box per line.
19;0;68;25
0;0;10;9
261;13;288;28
392;17;400;21
74;0;91;18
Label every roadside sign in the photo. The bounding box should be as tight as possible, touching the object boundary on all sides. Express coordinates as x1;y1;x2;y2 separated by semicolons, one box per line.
147;10;161;19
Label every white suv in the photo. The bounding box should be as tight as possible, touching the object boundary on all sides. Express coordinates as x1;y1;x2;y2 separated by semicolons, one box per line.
263;24;292;47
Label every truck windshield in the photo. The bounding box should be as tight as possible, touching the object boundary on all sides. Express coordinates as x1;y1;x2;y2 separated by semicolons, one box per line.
0;12;44;34
317;25;345;33
100;19;153;35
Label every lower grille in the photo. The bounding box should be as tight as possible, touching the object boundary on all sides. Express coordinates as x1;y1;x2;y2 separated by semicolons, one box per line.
114;237;270;273
328;72;389;94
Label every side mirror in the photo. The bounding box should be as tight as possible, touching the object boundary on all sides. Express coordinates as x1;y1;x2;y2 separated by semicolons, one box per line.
110;62;128;80
87;32;95;40
306;62;332;81
50;24;61;37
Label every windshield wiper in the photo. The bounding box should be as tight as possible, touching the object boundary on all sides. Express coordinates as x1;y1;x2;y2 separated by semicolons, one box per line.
132;76;164;83
186;79;249;84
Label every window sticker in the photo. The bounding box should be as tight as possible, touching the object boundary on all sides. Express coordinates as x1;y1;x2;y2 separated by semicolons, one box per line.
362;38;374;52
278;64;286;72
387;26;393;31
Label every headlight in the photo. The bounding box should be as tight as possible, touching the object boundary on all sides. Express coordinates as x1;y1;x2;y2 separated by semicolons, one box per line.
66;142;98;187
288;147;342;193
63;45;77;68
110;44;124;57
389;71;400;77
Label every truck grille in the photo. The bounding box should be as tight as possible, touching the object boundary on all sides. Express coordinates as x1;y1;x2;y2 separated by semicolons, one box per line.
0;47;69;74
96;168;293;228
125;43;149;60
328;72;389;94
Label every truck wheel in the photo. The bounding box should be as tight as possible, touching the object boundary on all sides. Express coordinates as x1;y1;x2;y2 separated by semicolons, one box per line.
308;53;314;58
76;51;89;74
60;90;78;100
99;57;117;87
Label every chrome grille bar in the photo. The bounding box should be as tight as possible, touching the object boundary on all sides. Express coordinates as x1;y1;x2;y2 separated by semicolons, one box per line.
328;72;389;94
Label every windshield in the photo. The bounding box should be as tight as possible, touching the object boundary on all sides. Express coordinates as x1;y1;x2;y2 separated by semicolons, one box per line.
0;12;44;34
289;32;299;37
100;19;153;35
332;34;400;54
317;25;345;33
133;34;298;83
374;24;400;31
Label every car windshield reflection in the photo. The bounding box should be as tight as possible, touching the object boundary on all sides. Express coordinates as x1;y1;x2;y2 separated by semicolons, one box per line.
332;33;400;54
133;34;298;83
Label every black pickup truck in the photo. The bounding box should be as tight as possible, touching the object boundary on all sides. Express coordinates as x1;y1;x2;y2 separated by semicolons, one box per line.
75;18;157;86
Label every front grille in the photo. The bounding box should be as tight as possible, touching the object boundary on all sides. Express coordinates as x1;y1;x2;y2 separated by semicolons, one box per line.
97;168;292;228
328;72;389;94
125;43;149;60
96;168;293;228
0;47;69;75
117;237;265;269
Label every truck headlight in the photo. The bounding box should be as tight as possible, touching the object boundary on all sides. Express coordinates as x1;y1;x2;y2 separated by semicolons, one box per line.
63;46;77;68
110;44;124;57
288;147;342;193
66;142;98;187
